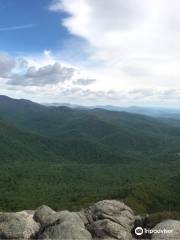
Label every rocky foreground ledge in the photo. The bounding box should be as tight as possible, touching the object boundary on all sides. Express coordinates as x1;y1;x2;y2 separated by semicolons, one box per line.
0;200;180;239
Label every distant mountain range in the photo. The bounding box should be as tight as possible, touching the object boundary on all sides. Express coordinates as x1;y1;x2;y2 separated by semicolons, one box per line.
44;101;180;119
1;94;180;163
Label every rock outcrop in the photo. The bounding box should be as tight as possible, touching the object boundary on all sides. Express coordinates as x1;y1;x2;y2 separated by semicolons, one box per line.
80;200;135;240
38;210;92;240
0;211;40;239
34;205;56;226
0;200;179;240
152;220;180;240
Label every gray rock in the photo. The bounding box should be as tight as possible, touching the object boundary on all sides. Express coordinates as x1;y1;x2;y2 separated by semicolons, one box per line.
86;200;134;227
152;220;180;240
0;211;40;239
0;201;136;239
34;205;55;225
76;210;89;225
38;210;92;240
93;238;117;240
44;211;84;227
84;200;134;240
87;219;132;240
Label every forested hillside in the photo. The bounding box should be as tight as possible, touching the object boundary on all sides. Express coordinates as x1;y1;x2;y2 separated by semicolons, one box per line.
1;95;180;216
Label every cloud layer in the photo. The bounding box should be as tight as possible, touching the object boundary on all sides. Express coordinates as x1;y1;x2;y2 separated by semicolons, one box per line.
49;0;180;94
0;52;96;88
1;1;180;106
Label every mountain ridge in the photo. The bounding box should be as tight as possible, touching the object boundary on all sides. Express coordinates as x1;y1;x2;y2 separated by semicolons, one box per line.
1;95;180;214
1;94;180;161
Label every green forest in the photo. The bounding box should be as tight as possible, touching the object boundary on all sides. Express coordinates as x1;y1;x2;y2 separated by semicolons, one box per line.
1;95;180;220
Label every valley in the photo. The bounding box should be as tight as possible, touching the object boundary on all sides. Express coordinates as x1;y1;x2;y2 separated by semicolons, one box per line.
0;95;180;218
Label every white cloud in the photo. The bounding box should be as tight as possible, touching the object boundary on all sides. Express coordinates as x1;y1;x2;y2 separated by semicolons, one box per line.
0;53;15;77
49;0;180;99
8;63;75;86
0;52;97;92
51;0;149;42
2;50;180;106
74;78;96;86
2;0;180;106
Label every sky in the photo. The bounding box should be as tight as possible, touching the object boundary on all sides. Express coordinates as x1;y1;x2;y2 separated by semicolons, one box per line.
1;0;180;106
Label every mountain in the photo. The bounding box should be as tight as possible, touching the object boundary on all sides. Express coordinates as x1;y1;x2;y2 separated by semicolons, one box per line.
42;100;180;126
1;95;180;213
44;102;87;109
1;95;180;161
0;119;66;162
90;105;180;120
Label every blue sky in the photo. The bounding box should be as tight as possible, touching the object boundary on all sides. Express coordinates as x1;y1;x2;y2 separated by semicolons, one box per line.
0;0;180;107
0;0;70;53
